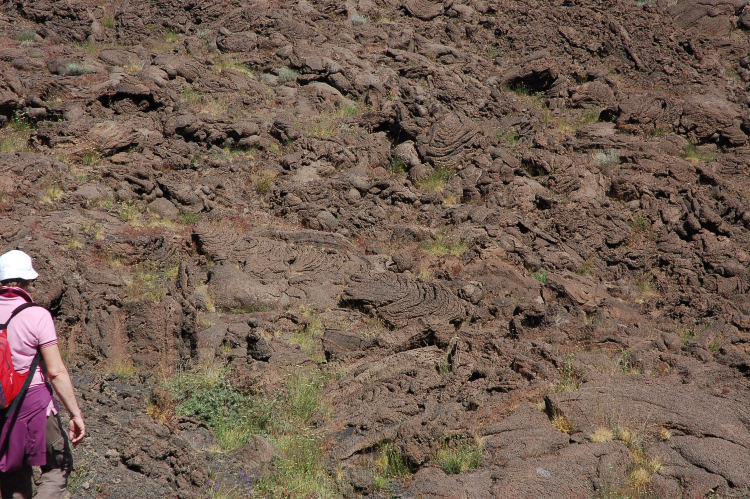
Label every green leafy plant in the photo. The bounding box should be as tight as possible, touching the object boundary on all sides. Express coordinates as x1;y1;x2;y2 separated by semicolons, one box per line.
533;271;548;284
485;45;499;59
102;16;116;28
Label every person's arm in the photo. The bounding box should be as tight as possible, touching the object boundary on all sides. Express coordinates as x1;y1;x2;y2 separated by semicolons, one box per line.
40;344;86;446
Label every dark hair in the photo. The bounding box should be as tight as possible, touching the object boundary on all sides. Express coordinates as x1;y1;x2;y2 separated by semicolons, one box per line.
0;278;33;287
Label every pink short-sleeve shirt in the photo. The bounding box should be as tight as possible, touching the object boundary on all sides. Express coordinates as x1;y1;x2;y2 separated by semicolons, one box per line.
0;287;58;388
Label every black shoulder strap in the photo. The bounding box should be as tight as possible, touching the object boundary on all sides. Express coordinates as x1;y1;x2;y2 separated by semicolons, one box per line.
0;302;39;329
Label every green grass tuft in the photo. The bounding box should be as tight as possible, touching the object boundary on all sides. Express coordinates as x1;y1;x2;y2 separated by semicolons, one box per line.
435;436;483;474
0;116;32;153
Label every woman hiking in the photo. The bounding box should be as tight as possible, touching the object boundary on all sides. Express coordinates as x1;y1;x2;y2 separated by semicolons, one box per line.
0;250;85;498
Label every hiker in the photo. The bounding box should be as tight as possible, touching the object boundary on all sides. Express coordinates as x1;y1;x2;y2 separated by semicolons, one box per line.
0;250;85;498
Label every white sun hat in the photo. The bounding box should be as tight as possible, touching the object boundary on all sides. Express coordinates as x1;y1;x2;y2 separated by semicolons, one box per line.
0;250;39;282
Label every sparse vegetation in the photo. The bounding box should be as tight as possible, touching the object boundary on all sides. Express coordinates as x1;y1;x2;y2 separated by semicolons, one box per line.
422;232;470;256
388;153;406;175
592;149;621;166
533;271;548;284
65;62;93;76
350;14;368;26
253;170;276;195
102;16;116;28
485;44;499;59
418;163;455;191
164;27;179;43
16;29;36;42
683;140;716;163
124;261;178;302
591;426;614;442
0;116;32;153
555;353;579;393
634;273;658;304
81;149;101;166
277;67;299;83
373;442;413;490
435;436;483;474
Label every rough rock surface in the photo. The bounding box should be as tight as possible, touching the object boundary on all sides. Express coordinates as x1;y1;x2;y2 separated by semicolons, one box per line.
2;0;750;497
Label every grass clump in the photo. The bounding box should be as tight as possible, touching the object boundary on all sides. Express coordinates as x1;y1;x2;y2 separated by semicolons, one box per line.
485;45;499;59
350;14;368;26
422;232;470;256
16;29;36;43
418;163;455;191
65;62;93;76
277;67;299;83
164;27;179;43
373;442;413;490
253;170;276;195
41;183;65;203
591;426;614;443
102;16;116;28
253;368;336;497
124;261;178;303
118;202;142;225
682;141;716;163
81;149;100;166
555;353;580;393
0;116;32;153
435;436;483;474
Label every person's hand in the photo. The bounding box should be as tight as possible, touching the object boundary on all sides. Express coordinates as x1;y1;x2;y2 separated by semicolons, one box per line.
68;415;86;447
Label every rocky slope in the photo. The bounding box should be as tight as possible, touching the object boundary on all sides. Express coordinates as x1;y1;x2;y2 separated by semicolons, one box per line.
2;0;750;497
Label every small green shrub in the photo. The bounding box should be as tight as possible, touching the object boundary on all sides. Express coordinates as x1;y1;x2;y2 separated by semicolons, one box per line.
485;45;499;59
65;62;93;76
533;271;548;284
102;16;116;28
166;364;273;451
16;30;36;42
277;67;299;83
592;149;621;166
350;14;368;26
435;436;483;474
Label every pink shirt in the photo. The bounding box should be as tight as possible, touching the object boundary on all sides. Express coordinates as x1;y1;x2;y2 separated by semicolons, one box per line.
0;287;58;388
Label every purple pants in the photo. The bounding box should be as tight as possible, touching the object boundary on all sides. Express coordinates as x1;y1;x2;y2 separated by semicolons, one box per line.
0;386;72;498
